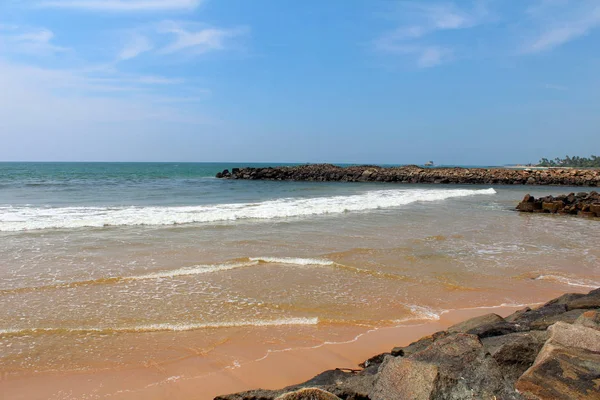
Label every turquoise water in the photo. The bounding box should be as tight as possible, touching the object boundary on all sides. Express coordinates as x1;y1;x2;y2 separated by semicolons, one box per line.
0;162;288;206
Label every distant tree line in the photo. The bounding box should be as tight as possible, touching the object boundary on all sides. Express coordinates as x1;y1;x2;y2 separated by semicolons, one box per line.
537;155;600;168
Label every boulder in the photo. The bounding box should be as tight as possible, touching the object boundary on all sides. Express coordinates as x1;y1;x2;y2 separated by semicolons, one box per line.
370;356;438;400
528;309;587;330
482;331;548;384
373;334;519;400
275;388;341;400
216;165;600;187
516;322;600;399
543;293;586;307
566;288;600;310
575;310;600;331
448;313;505;333
390;330;449;357
505;303;567;330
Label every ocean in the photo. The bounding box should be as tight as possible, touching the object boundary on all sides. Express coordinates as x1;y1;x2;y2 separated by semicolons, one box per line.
1;162;599;398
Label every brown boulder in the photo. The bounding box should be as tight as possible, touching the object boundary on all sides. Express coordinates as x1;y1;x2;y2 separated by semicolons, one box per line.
516;322;600;399
374;334;519;400
275;388;341;400
370;356;438;400
575;310;600;331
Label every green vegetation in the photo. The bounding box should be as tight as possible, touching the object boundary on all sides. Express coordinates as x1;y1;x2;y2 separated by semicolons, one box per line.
537;155;600;168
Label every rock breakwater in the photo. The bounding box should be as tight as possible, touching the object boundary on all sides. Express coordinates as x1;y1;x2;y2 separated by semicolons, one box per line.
516;192;600;217
216;165;600;186
215;288;600;400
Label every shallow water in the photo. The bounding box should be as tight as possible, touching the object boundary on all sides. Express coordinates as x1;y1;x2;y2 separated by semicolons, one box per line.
1;163;599;396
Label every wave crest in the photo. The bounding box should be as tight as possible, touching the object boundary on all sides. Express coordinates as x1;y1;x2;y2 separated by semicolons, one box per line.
0;188;497;231
0;317;319;337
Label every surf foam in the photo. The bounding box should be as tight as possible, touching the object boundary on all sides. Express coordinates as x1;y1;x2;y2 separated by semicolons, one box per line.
535;274;600;288
0;317;319;337
0;188;497;231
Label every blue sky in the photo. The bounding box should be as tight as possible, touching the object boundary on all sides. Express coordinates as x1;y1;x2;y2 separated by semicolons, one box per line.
0;0;599;164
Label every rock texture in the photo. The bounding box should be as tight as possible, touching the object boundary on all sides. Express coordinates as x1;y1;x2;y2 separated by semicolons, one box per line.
516;192;600;217
515;322;600;399
216;165;600;186
215;288;600;400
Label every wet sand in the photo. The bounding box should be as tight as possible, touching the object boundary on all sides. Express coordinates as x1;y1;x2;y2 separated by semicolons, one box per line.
1;289;577;400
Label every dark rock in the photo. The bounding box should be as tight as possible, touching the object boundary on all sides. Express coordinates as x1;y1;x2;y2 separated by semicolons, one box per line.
505;303;567;330
543;292;586;307
448;313;505;333
358;353;388;369
275;388;341;400
390;330;449;357
482;331;548;384
517;193;600;217
465;320;520;338
529;309;587;330
215;165;600;187
215;390;282;400
565;288;600;310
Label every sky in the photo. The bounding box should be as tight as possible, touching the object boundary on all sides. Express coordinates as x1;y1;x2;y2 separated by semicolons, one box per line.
0;0;599;165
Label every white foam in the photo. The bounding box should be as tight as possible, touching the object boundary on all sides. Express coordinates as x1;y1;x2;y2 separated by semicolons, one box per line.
0;317;319;336
131;261;260;280
249;257;334;266
0;188;497;231
407;305;441;321
535;275;600;288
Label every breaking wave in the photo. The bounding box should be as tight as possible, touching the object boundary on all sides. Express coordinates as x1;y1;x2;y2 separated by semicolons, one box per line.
0;256;410;295
534;274;600;288
0;317;319;337
0;188;497;231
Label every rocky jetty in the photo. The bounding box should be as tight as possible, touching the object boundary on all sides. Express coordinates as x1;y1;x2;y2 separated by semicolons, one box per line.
516;192;600;217
216;165;600;186
215;288;600;400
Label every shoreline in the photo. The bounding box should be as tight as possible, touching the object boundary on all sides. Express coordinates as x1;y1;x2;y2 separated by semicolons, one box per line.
2;285;591;400
216;164;600;186
215;286;600;400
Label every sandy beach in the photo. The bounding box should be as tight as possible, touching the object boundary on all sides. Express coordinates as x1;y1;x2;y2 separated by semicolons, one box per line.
2;284;584;400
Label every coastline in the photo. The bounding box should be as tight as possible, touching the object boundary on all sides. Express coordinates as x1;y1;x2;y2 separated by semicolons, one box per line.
2;286;591;400
216;164;600;186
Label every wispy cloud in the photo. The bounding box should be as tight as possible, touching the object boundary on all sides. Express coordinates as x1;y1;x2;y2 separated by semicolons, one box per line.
1;27;69;55
523;0;600;53
543;83;568;91
118;33;153;60
158;21;248;55
0;61;211;125
37;0;202;12
374;1;490;68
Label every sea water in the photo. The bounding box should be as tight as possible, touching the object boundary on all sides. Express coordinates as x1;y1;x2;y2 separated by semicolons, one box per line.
1;162;598;386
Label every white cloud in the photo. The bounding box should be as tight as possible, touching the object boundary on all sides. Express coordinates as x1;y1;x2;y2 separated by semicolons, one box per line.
0;24;19;31
0;27;68;55
137;75;184;85
37;0;202;12
0;61;211;128
543;83;568;91
374;1;489;67
118;34;153;60
417;46;453;68
158;22;247;54
523;0;600;53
